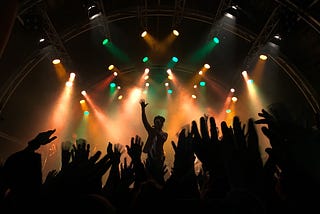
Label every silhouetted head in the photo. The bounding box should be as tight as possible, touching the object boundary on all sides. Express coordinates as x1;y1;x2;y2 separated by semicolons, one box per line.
154;115;165;129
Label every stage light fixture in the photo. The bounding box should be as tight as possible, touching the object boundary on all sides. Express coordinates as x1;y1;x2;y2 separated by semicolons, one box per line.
172;29;179;36
87;1;102;20
224;5;238;19
259;54;268;60
52;58;61;64
141;31;147;37
102;38;109;46
172;56;178;63
142;56;149;63
213;37;220;44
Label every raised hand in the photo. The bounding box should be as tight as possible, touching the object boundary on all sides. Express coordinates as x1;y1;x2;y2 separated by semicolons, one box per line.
27;129;57;151
191;116;222;174
126;135;143;163
139;99;148;109
120;157;134;188
61;140;72;169
171;129;195;177
71;138;90;163
221;116;264;195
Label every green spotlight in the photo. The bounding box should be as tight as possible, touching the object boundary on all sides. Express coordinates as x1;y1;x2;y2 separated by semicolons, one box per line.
200;81;206;86
142;56;149;63
110;82;116;88
167;89;173;94
84;111;90;115
102;38;109;46
172;56;179;63
213;37;220;44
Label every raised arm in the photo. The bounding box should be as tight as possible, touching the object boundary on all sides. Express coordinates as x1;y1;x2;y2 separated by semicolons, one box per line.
140;99;152;132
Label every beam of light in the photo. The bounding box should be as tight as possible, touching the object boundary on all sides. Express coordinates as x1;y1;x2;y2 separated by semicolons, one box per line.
103;42;130;63
75;111;89;140
83;93;110;145
167;56;179;68
242;72;266;118
92;74;116;93
47;83;74;140
251;57;267;85
142;32;160;51
225;100;236;126
201;75;226;99
80;99;88;111
142;32;174;54
188;39;219;63
53;62;68;82
217;90;233;124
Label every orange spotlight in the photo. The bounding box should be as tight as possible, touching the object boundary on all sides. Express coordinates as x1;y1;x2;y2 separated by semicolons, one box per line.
204;63;210;69
259;54;268;60
65;81;73;87
108;64;114;70
52;58;61;64
172;29;179;36
69;72;76;82
141;30;147;37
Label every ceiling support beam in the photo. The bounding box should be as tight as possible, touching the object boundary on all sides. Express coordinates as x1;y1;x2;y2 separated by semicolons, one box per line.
172;0;185;29
242;5;281;69
275;0;320;35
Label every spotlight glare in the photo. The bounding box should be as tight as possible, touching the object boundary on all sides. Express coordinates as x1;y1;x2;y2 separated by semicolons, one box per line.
144;68;150;74
84;110;90;115
226;109;232;113
80;100;85;104
164;82;169;87
166;68;172;75
168;75;173;80
69;72;76;81
204;63;210;69
242;70;248;76
81;90;87;96
141;31;147;37
213;37;220;44
173;29;179;36
259;54;268;60
172;56;179;63
230;88;235;93
199;70;203;75
192;94;197;99
199;81;206;87
65;81;73;87
167;89;173;94
108;64;114;70
110;82;116;88
52;59;61;64
145;82;149;87
232;96;238;102
102;38;109;46
193;84;197;88
118;95;123;100
142;56;149;63
113;71;118;76
144;75;149;80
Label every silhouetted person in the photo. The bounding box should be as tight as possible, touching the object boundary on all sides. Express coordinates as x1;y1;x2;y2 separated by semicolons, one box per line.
139;99;168;161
